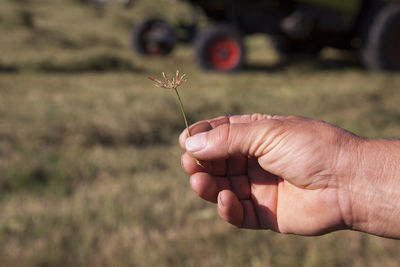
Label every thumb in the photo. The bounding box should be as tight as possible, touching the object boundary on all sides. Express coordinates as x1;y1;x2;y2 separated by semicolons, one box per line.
185;121;277;160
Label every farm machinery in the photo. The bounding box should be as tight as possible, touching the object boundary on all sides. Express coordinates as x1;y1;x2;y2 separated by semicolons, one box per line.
132;0;400;71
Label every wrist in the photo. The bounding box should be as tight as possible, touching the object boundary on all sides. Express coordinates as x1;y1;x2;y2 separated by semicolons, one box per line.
334;135;364;232
343;138;400;238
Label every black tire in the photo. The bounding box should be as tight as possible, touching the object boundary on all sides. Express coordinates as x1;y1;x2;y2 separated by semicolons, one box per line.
362;4;400;70
132;18;175;56
194;25;245;72
270;35;323;60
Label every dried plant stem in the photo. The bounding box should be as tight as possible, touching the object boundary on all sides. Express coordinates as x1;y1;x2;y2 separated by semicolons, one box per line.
174;88;191;138
174;89;202;167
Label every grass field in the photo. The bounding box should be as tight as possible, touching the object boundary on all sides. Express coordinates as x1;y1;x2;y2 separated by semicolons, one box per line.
0;0;400;266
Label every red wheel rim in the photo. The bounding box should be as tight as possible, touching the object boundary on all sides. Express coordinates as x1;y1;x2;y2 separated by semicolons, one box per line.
208;37;241;71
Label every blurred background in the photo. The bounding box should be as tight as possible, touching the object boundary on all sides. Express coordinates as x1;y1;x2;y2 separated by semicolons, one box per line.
0;0;400;266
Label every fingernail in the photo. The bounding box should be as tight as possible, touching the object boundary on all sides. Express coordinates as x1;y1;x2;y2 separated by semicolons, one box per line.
218;193;226;208
186;132;207;152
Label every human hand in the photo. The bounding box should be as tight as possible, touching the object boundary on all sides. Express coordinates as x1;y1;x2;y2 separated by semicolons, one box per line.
179;114;361;236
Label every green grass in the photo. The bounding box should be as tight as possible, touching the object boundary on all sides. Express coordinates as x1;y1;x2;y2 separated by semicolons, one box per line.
1;0;400;266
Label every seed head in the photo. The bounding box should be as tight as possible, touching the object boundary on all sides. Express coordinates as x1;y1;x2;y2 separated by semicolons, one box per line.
149;70;187;90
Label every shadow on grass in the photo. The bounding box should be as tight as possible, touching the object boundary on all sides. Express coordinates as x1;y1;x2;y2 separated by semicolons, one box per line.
27;27;122;50
243;54;364;72
36;54;143;73
83;100;234;148
0;62;19;73
84;116;183;148
1;155;69;196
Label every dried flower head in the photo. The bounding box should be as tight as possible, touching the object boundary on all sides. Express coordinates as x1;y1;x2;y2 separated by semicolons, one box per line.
149;70;187;90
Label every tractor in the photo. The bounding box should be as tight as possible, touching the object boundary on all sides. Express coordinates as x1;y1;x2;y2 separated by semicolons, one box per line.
132;0;400;71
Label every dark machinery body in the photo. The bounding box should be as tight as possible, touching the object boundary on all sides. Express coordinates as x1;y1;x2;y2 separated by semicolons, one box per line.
133;0;400;71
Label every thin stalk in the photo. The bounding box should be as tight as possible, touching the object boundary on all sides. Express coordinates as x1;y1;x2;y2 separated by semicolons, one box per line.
174;88;202;167
174;88;191;138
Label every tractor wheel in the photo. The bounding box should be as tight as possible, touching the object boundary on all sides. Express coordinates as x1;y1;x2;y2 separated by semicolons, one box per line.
362;4;400;70
132;18;175;56
194;25;245;72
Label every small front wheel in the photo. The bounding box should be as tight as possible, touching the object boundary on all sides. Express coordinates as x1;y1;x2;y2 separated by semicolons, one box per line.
132;18;175;56
195;25;245;72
